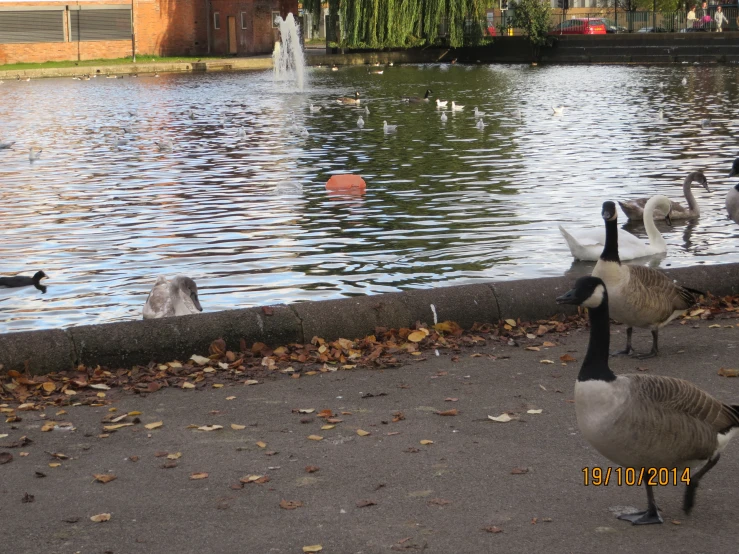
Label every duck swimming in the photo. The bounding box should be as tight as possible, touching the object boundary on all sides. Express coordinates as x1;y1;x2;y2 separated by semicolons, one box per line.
0;271;47;293
337;92;360;105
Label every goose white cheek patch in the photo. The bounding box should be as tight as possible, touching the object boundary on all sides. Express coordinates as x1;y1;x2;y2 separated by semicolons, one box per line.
582;285;605;309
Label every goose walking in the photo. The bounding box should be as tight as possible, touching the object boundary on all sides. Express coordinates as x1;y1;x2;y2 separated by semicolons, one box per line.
436;98;448;108
0;271;47;293
619;171;709;221
357;116;365;129
552;105;565;115
143;276;203;319
559;195;672;261
383;121;398;133
402;89;432;103
337;92;360;105
451;101;464;111
727;158;739;224
591;200;702;358
556;275;739;525
29;147;42;162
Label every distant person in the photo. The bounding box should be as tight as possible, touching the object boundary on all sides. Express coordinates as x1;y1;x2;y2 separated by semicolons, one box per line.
714;5;728;31
687;5;697;29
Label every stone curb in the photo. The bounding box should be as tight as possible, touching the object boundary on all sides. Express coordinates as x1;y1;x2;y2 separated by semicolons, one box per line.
1;263;738;376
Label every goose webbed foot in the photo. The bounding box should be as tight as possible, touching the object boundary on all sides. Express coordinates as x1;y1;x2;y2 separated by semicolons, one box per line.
683;455;720;514
633;330;660;359
618;484;663;525
610;327;633;357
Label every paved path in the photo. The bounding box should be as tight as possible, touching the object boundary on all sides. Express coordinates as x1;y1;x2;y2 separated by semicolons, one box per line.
2;318;738;553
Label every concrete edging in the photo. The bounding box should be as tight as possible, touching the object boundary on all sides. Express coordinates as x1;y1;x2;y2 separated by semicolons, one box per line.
1;262;738;375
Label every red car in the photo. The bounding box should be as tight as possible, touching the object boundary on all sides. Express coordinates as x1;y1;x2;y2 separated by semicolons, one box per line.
550;18;607;34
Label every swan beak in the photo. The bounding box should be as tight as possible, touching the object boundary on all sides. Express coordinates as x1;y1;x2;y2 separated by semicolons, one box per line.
703;183;710;192
556;288;578;305
192;294;203;312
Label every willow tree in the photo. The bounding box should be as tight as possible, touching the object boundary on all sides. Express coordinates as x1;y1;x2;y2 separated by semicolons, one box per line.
320;0;487;49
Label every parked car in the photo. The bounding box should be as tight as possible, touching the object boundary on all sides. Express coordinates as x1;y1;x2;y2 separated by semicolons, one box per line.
589;17;628;33
550;18;607;35
636;26;669;33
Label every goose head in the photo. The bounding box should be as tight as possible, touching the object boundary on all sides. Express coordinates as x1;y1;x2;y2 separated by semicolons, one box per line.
729;158;739;178
601;201;617;222
688;170;709;192
354;92;360;100
424;89;432;98
556;276;607;310
173;276;202;312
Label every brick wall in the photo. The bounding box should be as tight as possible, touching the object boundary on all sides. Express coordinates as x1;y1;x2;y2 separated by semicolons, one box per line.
0;0;208;65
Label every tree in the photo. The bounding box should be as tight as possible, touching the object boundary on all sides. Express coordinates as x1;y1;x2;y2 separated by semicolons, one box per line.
509;0;553;48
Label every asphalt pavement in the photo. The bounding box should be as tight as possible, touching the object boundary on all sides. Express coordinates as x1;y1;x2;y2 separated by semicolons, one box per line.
1;316;738;554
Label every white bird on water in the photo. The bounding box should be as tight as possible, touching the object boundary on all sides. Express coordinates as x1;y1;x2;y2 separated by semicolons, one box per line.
357;116;365;129
113;137;129;148
682;77;688;85
300;127;309;138
29;147;42;162
310;104;322;113
440;112;448;123
155;140;174;152
701;118;712;128
451;101;464;111
436;98;448;108
474;107;485;119
552;105;565;116
383;121;398;133
364;106;370;115
657;108;664;120
237;127;246;139
476;118;485;130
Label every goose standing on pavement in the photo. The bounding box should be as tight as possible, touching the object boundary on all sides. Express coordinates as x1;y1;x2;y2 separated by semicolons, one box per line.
0;271;47;293
726;158;739;224
402;89;432;103
560;195;672;261
556;275;739;525
591;201;702;358
337;92;360;105
619;171;709;221
143;276;203;319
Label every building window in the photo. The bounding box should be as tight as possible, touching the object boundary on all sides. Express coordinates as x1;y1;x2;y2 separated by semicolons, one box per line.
241;12;247;29
213;12;220;30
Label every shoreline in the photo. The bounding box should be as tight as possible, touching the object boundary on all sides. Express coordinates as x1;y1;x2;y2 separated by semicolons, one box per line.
2;262;738;376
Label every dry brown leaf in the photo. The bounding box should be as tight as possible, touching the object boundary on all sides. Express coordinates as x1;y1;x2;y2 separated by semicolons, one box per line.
307;435;323;441
436;409;458;416
230;424;246;430
0;452;12;464
542;341;556;347
197;425;223;431
303;546;322;553
256;441;267;448
48;463;61;468
279;499;303;510
93;474;117;484
488;414;513;423
356;499;377;508
419;440;434;445
166;452;182;460
407;330;427;343
103;423;134;431
190;472;209;480
42;382;56;393
505;319;517;327
226;396;236;401
718;368;739;378
510;468;529;475
305;466;320;473
182;382;196;389
356;429;371;436
321;425;335;430
90;513;111;523
128;411;142;416
445;397;458;402
483;526;503;534
144;421;163;430
559;354;577;363
540;360;555;365
525;346;540;352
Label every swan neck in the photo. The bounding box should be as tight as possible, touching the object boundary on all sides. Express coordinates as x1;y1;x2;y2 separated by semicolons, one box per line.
601;219;620;263
683;175;698;213
643;201;666;248
578;303;616;383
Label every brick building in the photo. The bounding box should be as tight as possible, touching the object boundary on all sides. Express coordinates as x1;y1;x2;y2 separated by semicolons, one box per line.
0;0;298;65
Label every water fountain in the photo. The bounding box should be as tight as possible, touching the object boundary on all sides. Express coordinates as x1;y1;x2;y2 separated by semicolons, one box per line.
273;13;306;92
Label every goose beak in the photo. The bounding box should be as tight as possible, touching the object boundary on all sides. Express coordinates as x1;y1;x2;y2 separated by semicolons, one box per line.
556;288;578;305
601;206;615;221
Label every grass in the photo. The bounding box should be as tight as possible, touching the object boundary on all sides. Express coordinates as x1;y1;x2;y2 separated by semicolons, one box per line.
0;55;224;72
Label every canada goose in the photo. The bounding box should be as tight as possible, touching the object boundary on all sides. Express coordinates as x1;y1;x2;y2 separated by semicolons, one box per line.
592;200;701;358
155;140;174;152
440;112;448;123
0;271;47;293
383;121;398;133
357;116;365;129
0;141;15;149
557;275;739;525
337;92;360;105
28;147;42;162
451;101;464;111
143;276;202;319
727;158;739;224
476;119;485;130
473;107;485;119
436;99;448;108
552;105;565;115
402;89;432;103
17;75;30;82
559;195;672;262
309;104;322;113
619;171;709;221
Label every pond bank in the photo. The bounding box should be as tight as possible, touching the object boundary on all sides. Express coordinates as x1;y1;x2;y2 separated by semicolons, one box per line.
2;262;738;376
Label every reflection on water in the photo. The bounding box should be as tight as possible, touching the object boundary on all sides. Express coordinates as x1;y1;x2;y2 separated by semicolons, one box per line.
1;65;738;332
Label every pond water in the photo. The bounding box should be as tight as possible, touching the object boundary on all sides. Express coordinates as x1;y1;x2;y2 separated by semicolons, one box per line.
1;63;739;333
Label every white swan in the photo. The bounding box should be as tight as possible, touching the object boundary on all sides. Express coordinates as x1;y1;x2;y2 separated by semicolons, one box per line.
451;102;464;111
310;104;322;113
357;116;365;129
559;195;672;261
436;99;448;108
552;105;565;115
143;276;202;319
383;121;397;133
29;147;42;162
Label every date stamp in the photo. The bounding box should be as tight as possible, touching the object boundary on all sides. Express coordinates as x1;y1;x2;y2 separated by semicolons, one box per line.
582;467;690;486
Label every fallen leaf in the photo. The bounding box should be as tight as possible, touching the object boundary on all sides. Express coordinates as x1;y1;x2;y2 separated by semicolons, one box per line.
212;384;224;389
190;472;209;480
407;330;427;343
144;421;163;430
129;456;139;462
299;409;315;414
182;382;196;389
47;452;68;460
226;396;236;401
256;441;267;448
90;513;111;523
190;354;210;365
307;435;323;441
279;499;303;510
244;380;260;386
709;324;722;329
542;341;556;347
197;425;223;431
436;409;458;416
483;526;503;534
505;319;517;327
718;368;739;378
0;452;12;464
48;463;61;468
89;384;111;390
103;423;134;431
540;360;555;365
0;434;6;439
230;424;246;430
356;429;371;436
527;409;543;414
128;411;142;416
427;498;451;506
419;440;434;445
42;382;56;392
321;425;335;430
525;346;540;352
559;354;577;363
93;474;117;484
510;468;529;475
305;466;320;473
444;398;458;402
488;414;512;423
166;452;182;460
356;499;377;508
302;546;322;553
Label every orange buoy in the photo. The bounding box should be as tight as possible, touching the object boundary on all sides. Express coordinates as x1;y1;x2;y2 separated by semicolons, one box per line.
326;174;366;192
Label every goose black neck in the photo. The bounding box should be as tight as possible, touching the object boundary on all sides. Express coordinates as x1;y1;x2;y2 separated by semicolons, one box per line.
600;218;621;263
578;302;616;383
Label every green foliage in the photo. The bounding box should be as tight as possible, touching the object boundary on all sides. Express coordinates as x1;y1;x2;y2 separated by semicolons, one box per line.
323;0;487;49
509;0;552;47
